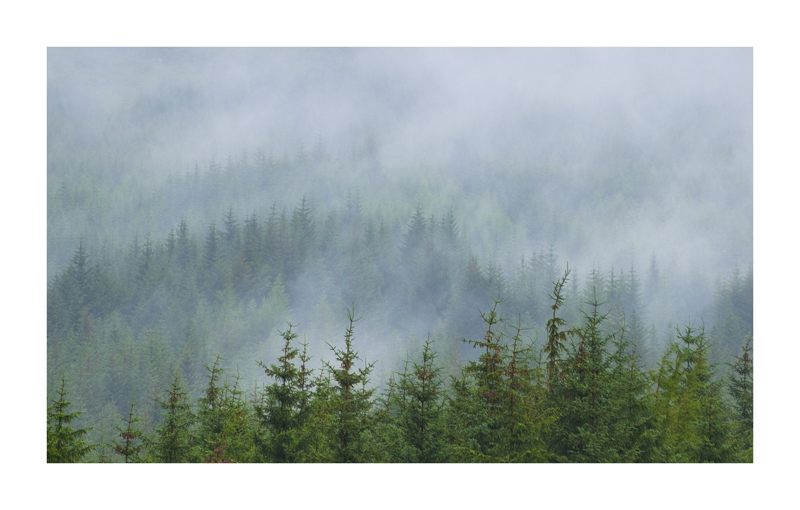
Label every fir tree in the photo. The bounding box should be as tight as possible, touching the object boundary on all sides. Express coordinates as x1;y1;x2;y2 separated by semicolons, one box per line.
47;376;92;463
389;336;446;462
545;268;570;391
728;335;753;461
324;305;376;462
651;325;738;462
549;293;620;462
113;399;143;463
193;357;254;463
148;374;194;463
255;323;314;462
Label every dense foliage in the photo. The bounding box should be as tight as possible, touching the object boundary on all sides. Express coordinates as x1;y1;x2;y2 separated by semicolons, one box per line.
47;237;753;462
46;133;753;463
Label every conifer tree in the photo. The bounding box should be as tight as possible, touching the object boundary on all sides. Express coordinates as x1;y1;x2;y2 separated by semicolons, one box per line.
445;299;550;462
606;318;653;461
192;358;254;463
651;325;738;462
447;299;506;461
222;206;240;256
389;337;446;462
47;376;92;463
148;374;194;463
202;222;222;299
192;355;226;461
324;305;376;462
545;268;570;391
175;217;195;270
645;253;660;305
113;400;143;463
728;335;753;461
548;294;620;462
255;323;314;462
499;317;551;462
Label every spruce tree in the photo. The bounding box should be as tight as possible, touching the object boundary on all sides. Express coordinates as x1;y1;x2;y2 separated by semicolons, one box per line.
192;356;254;462
549;294;620;462
388;337;446;462
113;400;143;463
255;323;314;462
323;305;376;462
500;317;551;462
47;376;92;463
651;325;738;462
545;268;570;392
148;374;194;463
728;335;753;461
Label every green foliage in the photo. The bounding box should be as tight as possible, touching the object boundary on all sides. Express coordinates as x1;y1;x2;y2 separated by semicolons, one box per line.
47;376;92;463
548;295;619;462
192;355;255;462
728;335;753;461
148;374;195;463
545;267;570;391
445;300;551;462
322;305;376;462
44;188;752;464
650;325;739;462
382;337;446;462
255;323;315;462
112;399;143;463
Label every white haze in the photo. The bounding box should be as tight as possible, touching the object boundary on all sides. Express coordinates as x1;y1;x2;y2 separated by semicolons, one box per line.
48;47;752;366
48;47;751;264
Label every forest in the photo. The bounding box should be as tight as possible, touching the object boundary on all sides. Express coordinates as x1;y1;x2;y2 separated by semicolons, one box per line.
46;48;753;463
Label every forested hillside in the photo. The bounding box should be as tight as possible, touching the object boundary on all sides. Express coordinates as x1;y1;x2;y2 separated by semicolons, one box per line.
47;48;753;462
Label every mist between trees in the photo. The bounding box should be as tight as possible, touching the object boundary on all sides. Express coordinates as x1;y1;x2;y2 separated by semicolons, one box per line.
46;174;753;462
47;48;752;462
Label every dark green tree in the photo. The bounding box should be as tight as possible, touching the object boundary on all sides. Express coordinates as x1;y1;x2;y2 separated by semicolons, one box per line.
113;399;143;463
47;376;92;463
728;335;753;461
548;295;620;462
255;323;315;462
324;306;376;462
148;374;195;463
386;337;446;462
545;268;570;392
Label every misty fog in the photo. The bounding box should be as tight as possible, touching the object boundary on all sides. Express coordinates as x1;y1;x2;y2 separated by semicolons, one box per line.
48;47;752;270
47;48;752;460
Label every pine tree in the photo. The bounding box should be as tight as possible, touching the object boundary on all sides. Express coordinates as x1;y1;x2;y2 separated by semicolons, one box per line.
549;293;620;462
389;336;446;462
500;317;551;462
651;325;738;462
545;268;570;392
255;323;313;462
606;317;652;462
402;205;427;260
445;300;550;462
323;305;376;462
148;374;194;463
286;194;315;280
222;206;240;257
47;376;92;463
446;299;506;461
193;356;254;463
202;222;222;299
728;335;753;461
113;399;143;463
193;354;225;461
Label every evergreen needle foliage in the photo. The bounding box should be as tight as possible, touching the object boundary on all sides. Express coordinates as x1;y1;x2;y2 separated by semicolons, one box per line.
47;376;92;463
